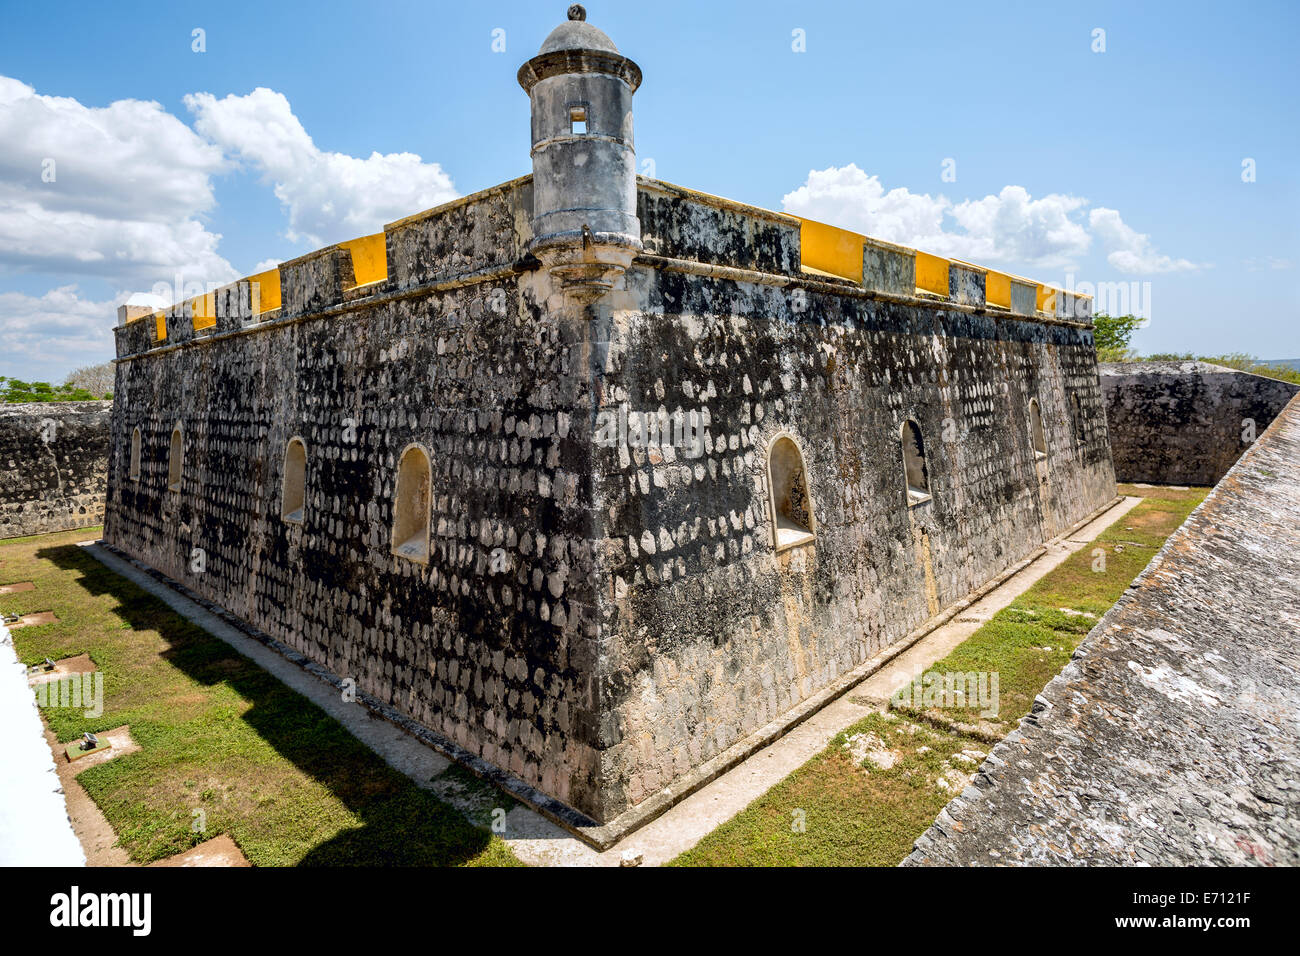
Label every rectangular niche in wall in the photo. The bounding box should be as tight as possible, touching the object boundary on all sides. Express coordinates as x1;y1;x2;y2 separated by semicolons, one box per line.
167;424;183;492
901;420;931;505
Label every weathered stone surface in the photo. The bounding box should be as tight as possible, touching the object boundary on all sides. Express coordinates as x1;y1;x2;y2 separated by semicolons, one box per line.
101;174;1115;825
592;253;1115;814
1101;360;1298;486
0;401;111;538
100;8;1116;829
636;179;800;276
862;237;915;297
904;394;1300;866
947;263;985;308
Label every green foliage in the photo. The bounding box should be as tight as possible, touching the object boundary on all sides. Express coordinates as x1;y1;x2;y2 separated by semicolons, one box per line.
1110;351;1300;386
1198;353;1300;385
0;376;109;403
1092;312;1146;361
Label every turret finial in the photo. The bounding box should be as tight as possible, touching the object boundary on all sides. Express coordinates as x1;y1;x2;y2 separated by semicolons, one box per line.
568;4;586;21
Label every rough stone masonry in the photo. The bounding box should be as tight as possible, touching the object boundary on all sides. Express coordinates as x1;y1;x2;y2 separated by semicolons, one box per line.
0;401;111;538
905;393;1300;866
1101;360;1299;486
102;7;1116;835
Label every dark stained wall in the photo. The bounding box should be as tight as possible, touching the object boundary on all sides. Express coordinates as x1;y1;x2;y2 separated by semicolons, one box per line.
0;401;111;538
104;177;1117;825
593;242;1116;812
1101;361;1299;486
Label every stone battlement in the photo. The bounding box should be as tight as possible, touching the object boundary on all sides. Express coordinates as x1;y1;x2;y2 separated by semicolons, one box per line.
115;175;1092;363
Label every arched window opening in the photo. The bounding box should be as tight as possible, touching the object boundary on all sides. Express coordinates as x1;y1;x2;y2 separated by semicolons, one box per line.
1029;399;1048;459
167;423;183;492
901;420;931;505
129;427;142;481
282;438;307;523
767;434;815;551
391;444;432;563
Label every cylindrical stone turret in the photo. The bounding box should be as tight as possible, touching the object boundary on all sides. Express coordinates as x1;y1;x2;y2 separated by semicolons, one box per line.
518;5;642;303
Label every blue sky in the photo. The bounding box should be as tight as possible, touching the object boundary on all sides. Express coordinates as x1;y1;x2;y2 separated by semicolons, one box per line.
1;0;1296;382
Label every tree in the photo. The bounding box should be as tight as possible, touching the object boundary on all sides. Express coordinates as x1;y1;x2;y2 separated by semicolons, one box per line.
0;376;101;403
64;362;115;398
1092;313;1146;361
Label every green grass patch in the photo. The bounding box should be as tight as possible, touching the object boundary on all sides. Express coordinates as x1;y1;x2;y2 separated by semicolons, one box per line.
669;713;987;867
1;527;521;867
672;487;1208;867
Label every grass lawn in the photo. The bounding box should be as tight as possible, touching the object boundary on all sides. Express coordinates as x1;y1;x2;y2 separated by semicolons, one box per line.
671;485;1209;867
1;527;521;866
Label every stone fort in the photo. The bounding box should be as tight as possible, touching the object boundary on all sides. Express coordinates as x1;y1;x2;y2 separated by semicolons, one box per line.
102;7;1116;838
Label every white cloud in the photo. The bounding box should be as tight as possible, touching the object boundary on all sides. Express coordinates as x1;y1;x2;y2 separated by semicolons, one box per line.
0;285;119;380
0;75;463;382
946;186;1090;266
1088;208;1204;273
781;165;950;252
185;87;459;248
0;75;238;288
782;163;1201;275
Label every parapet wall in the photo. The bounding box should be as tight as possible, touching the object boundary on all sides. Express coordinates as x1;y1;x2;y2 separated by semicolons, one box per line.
114;175;1093;366
1101;361;1299;485
0;401;111;539
113;176;535;360
637;179;1094;323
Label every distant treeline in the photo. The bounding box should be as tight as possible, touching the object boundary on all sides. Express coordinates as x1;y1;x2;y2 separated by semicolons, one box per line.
0;375;111;404
1093;314;1300;386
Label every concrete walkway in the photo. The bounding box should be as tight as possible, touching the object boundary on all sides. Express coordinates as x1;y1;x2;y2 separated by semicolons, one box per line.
0;621;85;866
81;494;1141;866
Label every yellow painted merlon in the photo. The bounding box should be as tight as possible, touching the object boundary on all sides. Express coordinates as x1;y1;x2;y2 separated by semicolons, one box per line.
915;251;949;298
1036;284;1053;314
192;292;216;330
984;270;1012;309
249;268;282;315
798;218;864;283
153;312;167;342
340;233;388;288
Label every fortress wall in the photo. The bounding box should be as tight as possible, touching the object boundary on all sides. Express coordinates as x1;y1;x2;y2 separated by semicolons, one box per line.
595;253;1116;813
104;179;621;816
1101;361;1299;486
105;175;1117;827
0;401;111;539
636;178;801;275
